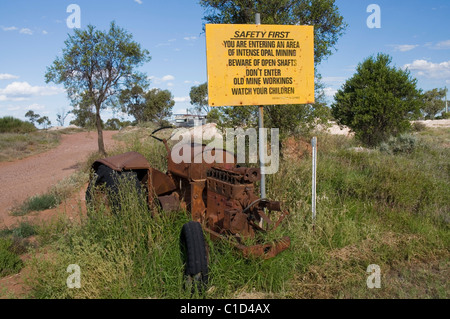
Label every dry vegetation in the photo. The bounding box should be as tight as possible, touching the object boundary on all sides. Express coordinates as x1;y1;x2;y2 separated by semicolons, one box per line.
0;123;448;299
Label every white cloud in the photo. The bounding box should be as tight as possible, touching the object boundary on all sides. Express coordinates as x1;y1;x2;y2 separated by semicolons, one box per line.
0;82;63;101
435;40;450;49
323;87;338;98
156;39;177;48
391;44;419;52
322;76;346;83
26;103;46;111
19;28;33;35
183;36;197;41
134;0;143;4
0;73;19;80
174;96;190;103
1;26;18;31
156;42;171;47
150;75;176;85
42;30;48;35
404;60;450;79
162;75;175;82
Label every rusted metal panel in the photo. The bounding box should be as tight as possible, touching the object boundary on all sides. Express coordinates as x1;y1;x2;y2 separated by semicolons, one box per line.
190;180;206;222
150;168;177;196
158;192;181;212
168;144;236;180
241;237;291;260
94;151;151;171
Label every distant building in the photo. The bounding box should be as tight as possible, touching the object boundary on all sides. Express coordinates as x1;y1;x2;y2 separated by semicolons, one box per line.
172;114;206;127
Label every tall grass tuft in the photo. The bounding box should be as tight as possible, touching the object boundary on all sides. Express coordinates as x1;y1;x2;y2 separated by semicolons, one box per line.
0;238;24;278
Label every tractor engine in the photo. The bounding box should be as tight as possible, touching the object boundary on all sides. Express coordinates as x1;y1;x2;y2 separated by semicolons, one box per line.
205;166;282;239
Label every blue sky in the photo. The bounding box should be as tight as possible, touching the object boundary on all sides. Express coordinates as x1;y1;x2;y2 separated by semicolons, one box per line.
0;0;449;126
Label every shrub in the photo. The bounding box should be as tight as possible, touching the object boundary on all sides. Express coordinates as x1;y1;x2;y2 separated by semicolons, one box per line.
411;122;426;132
12;222;37;239
0;238;24;278
13;193;60;216
332;54;422;146
379;134;417;155
0;116;36;133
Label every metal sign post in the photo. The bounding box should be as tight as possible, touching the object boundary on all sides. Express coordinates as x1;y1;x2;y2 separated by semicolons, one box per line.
256;13;266;199
205;18;315;199
311;137;317;229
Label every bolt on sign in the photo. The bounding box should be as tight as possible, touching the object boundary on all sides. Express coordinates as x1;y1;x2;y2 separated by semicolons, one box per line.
206;24;315;107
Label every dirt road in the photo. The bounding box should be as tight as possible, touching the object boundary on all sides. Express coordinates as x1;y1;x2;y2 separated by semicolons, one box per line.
0;131;119;228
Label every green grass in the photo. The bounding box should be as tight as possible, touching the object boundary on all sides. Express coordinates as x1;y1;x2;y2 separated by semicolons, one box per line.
0;131;60;162
0;126;85;162
12;222;38;239
21;126;450;299
11;169;88;218
0;238;24;278
12;193;61;217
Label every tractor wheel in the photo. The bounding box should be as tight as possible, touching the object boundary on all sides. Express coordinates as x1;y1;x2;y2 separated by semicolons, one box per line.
86;164;141;213
180;221;209;292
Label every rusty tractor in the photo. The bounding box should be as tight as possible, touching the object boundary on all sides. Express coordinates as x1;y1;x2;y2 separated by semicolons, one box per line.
86;127;290;286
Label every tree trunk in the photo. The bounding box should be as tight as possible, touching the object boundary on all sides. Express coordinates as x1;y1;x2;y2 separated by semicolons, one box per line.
95;105;106;156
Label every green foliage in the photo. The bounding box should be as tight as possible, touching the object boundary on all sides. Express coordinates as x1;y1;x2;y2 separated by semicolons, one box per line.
0;116;36;133
206;108;222;124
421;88;447;120
25;111;52;129
25;110;40;125
37;116;51;130
120;86;174;125
411;121;426;132
440;112;450;119
189;83;210;115
143;89;174;126
45;21;151;154
105;118;133;131
379;134;417;155
13;193;61;216
0;238;24;278
332;53;422;146
12;222;38;239
69;104;99;129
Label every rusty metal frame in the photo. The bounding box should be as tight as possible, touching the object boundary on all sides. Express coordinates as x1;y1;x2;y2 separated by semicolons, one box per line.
90;140;291;260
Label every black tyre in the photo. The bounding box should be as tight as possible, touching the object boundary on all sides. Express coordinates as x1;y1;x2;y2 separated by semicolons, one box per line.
180;221;209;291
86;164;141;212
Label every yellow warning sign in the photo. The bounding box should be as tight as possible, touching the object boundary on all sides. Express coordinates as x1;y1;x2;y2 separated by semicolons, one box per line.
206;24;315;107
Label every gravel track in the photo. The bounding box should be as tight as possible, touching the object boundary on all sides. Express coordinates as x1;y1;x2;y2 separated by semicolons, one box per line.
0;131;119;228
